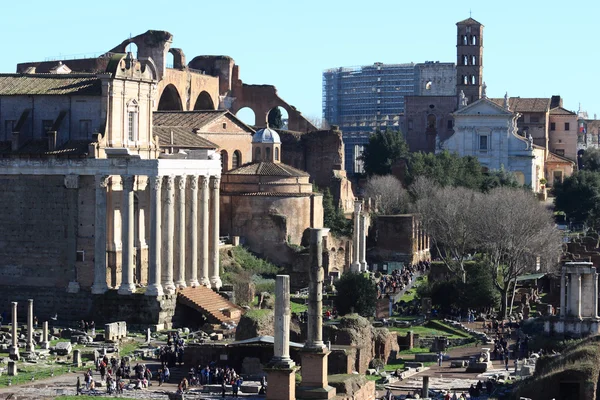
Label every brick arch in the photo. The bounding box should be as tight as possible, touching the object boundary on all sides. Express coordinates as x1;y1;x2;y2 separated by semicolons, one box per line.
158;84;183;111
194;91;215;110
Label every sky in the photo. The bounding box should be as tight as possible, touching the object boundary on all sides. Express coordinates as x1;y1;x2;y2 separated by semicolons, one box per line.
2;0;599;121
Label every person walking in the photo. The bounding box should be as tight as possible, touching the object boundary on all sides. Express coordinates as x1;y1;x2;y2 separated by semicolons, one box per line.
438;351;444;367
76;376;81;396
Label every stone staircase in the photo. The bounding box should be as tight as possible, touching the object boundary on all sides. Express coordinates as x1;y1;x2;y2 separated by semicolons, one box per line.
177;286;243;324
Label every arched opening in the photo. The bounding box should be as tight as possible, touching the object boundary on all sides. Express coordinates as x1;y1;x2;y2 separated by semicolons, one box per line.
265;147;271;161
127;42;138;59
472;35;477;45
463;55;468;65
267;106;289;130
427;114;436;130
471;75;476;85
166;51;175;69
232;150;242;169
471;55;477;65
221;150;229;172
158;84;183;111
255;147;261;162
236;107;256;126
463;75;468;85
274;147;280;161
193;91;215;110
463;35;468;45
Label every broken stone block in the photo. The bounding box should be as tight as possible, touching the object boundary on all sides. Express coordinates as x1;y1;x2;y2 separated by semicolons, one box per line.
55;342;72;356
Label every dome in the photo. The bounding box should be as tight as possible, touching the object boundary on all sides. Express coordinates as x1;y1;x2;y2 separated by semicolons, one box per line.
252;126;281;144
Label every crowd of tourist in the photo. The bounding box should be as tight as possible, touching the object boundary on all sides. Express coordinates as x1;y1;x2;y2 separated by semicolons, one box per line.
376;260;430;299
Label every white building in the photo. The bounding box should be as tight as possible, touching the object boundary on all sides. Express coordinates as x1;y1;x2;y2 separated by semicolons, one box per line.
441;92;545;192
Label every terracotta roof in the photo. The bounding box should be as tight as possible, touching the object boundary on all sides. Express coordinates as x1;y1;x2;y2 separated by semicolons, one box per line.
177;286;242;324
550;106;576;116
154;126;218;149
225;161;309;177
153;110;226;127
457;17;483;26
547;151;576;164
0;74;102;96
490;97;550;113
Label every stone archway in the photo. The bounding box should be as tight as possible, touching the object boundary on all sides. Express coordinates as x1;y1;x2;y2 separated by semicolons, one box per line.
194;91;215;110
158;84;183;111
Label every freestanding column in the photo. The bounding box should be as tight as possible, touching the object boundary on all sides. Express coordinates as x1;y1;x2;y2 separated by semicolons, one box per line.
9;302;19;360
209;176;222;290
594;273;599;318
188;175;200;287
200;176;210;287
26;299;34;352
92;175;110;294
162;175;177;294
350;200;362;272
118;175;136;295
569;273;582;319
298;228;335;399
175;175;187;289
41;321;49;349
560;270;566;318
359;213;368;271
146;176;164;297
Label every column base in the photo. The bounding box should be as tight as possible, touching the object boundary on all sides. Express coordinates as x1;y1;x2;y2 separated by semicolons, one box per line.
350;262;361;273
117;283;136;295
25;344;35;353
66;281;80;293
163;282;177;295
297;349;336;399
9;346;19;361
200;277;211;287
40;341;50;350
176;280;187;289
210;276;222;290
145;283;164;297
264;366;297;400
188;279;200;288
360;262;368;272
91;283;109;295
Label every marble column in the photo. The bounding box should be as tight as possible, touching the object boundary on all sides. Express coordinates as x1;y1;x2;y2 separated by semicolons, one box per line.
118;175;136;295
595;273;599;318
65;175;80;293
26;299;34;352
162;175;177;294
92;175;110;294
200;176;210;287
175;175;187;289
306;228;328;350
559;270;566;318
270;275;295;368
569;273;582;318
209;176;222;290
359;213;367;271
188;175;200;287
9;302;19;359
41;321;49;349
146;176;164;296
350;200;362;272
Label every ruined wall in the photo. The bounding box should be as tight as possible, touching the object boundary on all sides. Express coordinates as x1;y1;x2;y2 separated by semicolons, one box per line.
326;235;352;276
404;95;456;153
370;215;430;265
157;68;220;112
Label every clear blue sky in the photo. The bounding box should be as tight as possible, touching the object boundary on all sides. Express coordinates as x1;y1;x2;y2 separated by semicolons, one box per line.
2;1;599;120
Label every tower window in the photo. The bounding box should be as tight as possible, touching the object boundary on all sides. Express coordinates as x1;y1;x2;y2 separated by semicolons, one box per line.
275;147;280;161
472;35;477;45
463;35;468;45
471;56;477;65
463;76;468;85
463;55;468;65
565;122;570;131
265;147;271;161
471;75;476;85
255;147;261;161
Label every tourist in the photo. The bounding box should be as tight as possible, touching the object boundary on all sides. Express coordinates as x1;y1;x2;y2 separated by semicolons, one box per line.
221;379;226;398
504;351;509;371
438;351;444;367
164;366;170;382
76;376;81;395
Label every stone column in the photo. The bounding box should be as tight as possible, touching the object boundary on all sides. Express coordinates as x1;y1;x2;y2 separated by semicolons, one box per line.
26;299;34;352
200;176;210;287
359;213;367;271
350;200;362;272
64;175;80;293
9;302;19;360
422;376;430;398
209;176;222;290
271;275;295;368
560;270;566;318
118;175;136;295
188;175;200;287
41;321;49;349
570;273;582;319
92;175;110;294
595;273;599;318
162;175;176;294
146;176;164;296
175;175;187;289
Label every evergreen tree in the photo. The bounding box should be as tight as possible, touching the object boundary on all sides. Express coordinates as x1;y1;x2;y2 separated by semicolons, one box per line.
268;107;283;129
322;188;352;237
360;129;409;176
334;272;377;316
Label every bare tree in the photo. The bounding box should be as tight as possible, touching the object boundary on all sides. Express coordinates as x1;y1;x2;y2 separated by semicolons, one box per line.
410;177;480;283
475;187;563;318
304;115;331;130
364;175;407;215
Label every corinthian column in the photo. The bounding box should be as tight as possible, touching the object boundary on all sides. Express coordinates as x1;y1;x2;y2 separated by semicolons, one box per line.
162;175;176;294
200;176;210;287
307;228;329;350
188;175;200;287
118;175;136;295
26;299;34;352
209;176;222;290
359;213;368;271
270;275;295;368
91;175;109;294
9;302;19;359
175;175;187;289
351;200;362;272
146;176;164;296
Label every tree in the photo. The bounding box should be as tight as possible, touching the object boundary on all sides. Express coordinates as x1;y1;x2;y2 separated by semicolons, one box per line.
554;170;600;228
334;272;377;316
268;107;284;129
364;175;408;215
581;148;600;171
405;151;484;190
480;167;521;192
322;188;352;237
361;129;409;176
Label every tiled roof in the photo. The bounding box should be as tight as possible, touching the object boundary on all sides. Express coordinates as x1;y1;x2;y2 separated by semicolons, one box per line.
226;161;309;177
177;286;242;324
154;127;218;149
0;74;102;96
457;17;483;25
550;106;576;116
490;97;550;113
153;110;226;127
0;139;91;156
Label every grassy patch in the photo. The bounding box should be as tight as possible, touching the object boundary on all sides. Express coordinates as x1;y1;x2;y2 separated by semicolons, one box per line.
389;320;470;339
244;309;272;320
118;341;141;357
398;347;430;355
0;367;84;388
291;301;308;314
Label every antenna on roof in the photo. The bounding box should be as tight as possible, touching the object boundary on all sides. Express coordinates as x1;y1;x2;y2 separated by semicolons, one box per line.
469;9;472;17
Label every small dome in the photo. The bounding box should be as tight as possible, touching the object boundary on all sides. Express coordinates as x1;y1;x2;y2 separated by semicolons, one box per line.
252;126;281;144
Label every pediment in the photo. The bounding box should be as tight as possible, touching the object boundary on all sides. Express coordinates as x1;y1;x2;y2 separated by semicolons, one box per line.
454;98;514;116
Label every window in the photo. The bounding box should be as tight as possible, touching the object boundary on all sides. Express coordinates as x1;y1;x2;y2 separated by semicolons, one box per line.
463;35;468;45
79;120;91;138
463;55;468;65
550;122;556;131
463;76;468;85
565;122;570;131
427;114;436;129
553;170;564;184
222;122;227;129
408;119;414;130
255;147;261;161
265;147;271;161
232;150;241;169
274;147;280;161
555;149;565;156
42;120;53;136
479;135;488;151
126;100;138;142
471;55;477;65
471;35;477;45
471;75;476;85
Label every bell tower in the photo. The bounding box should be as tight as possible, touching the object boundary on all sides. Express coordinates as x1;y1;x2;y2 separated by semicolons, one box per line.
456;17;484;105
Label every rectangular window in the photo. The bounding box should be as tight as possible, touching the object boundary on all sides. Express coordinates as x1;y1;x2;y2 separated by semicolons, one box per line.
79;120;91;138
565;122;570;131
550;122;556;131
553;170;564;184
128;112;137;142
479;135;488;151
354;144;364;174
408;119;413;130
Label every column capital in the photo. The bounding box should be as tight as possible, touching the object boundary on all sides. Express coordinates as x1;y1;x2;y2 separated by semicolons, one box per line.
95;175;110;189
177;175;187;190
122;175;135;191
210;176;221;189
190;175;199;190
150;175;162;191
200;175;209;189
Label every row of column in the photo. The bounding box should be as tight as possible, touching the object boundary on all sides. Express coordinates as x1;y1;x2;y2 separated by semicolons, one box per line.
560;271;599;319
350;199;368;273
415;220;430;252
91;174;222;296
